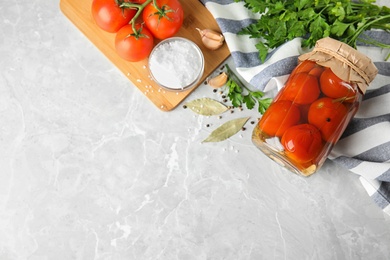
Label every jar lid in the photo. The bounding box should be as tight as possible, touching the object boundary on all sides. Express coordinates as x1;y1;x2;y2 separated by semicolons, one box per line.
298;37;378;94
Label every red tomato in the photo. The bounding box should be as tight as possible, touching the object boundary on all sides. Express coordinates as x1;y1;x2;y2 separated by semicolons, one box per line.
320;67;357;101
298;104;311;123
308;97;348;143
277;73;320;105
91;0;136;33
308;66;324;78
115;24;154;62
258;100;301;137
142;0;184;39
281;124;323;164
291;60;324;79
291;60;317;76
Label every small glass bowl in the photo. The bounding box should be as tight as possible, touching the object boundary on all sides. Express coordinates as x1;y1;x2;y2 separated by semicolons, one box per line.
148;37;205;92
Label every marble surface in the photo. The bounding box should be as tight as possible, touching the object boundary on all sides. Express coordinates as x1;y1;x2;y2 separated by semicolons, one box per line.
1;1;390;259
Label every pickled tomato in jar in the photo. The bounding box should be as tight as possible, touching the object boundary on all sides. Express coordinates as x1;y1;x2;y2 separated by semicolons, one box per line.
252;38;378;176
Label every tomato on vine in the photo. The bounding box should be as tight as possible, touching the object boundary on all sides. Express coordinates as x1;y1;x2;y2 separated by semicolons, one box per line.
142;0;184;39
115;24;154;62
91;0;136;33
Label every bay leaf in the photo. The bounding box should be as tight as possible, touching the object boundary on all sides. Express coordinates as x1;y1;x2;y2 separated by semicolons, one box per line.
185;98;228;116
202;117;250;143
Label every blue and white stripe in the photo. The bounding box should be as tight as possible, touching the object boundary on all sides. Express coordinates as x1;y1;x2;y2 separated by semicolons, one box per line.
201;0;390;215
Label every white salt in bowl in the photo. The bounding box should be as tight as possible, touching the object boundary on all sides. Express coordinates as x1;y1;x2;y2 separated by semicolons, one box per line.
148;37;205;92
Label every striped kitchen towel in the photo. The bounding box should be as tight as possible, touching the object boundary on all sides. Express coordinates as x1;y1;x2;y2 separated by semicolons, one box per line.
200;0;390;215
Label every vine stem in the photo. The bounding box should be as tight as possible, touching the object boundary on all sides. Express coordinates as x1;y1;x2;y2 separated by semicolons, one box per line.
120;0;171;36
152;0;164;13
120;0;153;35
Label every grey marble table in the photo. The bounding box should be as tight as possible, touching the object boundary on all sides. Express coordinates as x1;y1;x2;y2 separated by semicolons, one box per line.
1;1;389;259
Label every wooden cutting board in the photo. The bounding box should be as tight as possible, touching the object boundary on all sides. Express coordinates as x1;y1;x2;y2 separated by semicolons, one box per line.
59;0;230;111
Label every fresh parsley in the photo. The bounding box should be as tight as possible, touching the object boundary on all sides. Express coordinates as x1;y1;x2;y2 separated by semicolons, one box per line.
225;64;272;114
235;0;390;62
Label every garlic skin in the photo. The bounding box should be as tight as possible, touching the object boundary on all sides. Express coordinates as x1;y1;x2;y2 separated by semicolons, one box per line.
196;28;225;51
207;72;228;88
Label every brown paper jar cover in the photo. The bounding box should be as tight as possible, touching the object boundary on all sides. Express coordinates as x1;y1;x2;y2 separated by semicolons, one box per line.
298;37;378;94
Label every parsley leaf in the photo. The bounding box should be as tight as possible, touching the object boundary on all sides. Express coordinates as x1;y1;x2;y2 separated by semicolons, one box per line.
234;0;390;62
225;64;272;114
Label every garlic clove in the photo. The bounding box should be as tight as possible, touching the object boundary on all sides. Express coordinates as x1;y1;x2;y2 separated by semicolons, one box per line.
196;28;225;50
207;72;228;88
197;28;224;42
202;36;224;51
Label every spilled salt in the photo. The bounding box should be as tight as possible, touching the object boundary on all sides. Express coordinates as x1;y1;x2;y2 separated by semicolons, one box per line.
149;39;203;90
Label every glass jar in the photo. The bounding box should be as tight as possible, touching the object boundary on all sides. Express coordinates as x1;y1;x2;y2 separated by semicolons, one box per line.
252;37;378;176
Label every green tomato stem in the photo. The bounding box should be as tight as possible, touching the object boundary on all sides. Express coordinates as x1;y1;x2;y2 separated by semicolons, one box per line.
120;0;153;35
152;0;164;13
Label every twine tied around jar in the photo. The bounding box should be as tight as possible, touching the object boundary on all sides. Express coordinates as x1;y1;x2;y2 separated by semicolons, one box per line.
298;37;378;94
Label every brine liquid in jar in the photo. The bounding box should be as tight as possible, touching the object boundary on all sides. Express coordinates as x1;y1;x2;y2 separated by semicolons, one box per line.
253;38;378;176
252;37;378;176
252;59;366;176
